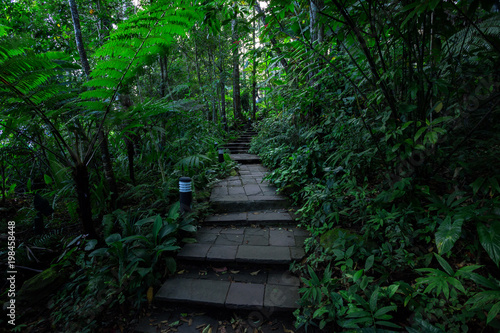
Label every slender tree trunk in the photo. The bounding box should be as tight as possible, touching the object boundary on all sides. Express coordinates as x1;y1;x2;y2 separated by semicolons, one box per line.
308;0;324;120
209;49;218;122
159;55;166;97
118;94;137;184
254;2;289;71
252;6;257;121
70;0;118;209
74;163;99;240
98;129;117;208
69;0;91;78
232;6;242;124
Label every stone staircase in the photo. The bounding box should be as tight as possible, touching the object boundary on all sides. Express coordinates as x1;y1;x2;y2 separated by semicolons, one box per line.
224;130;262;164
135;130;306;332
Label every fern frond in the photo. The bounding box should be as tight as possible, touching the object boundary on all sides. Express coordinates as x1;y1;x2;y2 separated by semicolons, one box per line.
445;14;500;56
83;78;119;89
175;154;212;171
79;89;114;100
77;100;108;112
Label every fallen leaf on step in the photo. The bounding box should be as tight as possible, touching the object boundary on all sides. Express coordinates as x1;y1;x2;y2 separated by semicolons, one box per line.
212;267;228;273
147;286;154;305
283;324;294;333
199;270;207;275
202;325;212;333
188;318;192;326
230;270;240;274
250;270;261;276
177;270;185;275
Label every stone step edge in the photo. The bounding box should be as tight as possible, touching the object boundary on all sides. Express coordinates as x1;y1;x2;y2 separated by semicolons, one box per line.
211;200;289;213
204;211;295;224
177;244;305;264
155;278;299;311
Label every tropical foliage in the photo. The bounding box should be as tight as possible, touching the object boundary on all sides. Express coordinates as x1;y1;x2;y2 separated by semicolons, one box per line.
1;0;499;331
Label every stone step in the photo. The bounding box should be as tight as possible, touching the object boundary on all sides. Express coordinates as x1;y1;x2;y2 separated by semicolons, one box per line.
211;195;288;212
204;210;295;225
155;268;300;311
228;149;250;154
177;226;307;264
230;153;261;164
223;142;250;147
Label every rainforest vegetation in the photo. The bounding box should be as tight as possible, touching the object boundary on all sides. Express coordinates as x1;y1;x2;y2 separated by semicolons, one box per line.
1;0;500;331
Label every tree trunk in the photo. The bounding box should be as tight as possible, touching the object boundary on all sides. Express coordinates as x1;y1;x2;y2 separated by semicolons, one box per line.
308;0;323;120
74;163;99;240
98;129;118;209
209;49;218;122
220;65;227;132
254;3;289;72
232;7;242;124
252;6;257;121
119;94;137;185
69;0;117;232
68;0;91;78
94;0;111;45
159;55;166;97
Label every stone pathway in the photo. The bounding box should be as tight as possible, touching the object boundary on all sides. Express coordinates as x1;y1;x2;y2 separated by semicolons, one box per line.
135;130;306;333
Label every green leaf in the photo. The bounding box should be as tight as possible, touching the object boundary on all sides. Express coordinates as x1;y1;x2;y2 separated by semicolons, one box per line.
477;221;500;267
466;291;500;309
153;215;163;240
374;305;397;318
471;177;485;195
308;266;320;285
105;233;122;245
360;275;369;290
353;269;364;283
159;224;177;240
346;245;355;258
165;257;176;274
464;272;498;290
489;177;500;194
424;131;438;145
434;253;454;276
387;284;399;298
447;277;466;294
43;174;53;185
85;239;97;251
180;224;197;232
487;301;500;324
375;320;401;329
313;307;328;319
365;255;374;271
414;127;427;141
435;217;463;255
369;287;379;312
89;248;108;257
346;310;371;318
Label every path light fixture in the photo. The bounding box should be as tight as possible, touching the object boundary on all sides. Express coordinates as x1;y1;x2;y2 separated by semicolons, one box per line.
217;144;225;163
179;177;192;213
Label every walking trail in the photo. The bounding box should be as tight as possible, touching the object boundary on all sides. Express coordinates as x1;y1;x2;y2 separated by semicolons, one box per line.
134;130;307;333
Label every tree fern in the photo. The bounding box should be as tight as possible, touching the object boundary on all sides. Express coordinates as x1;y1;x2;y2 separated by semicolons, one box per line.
77;0;202;163
445;14;500;56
